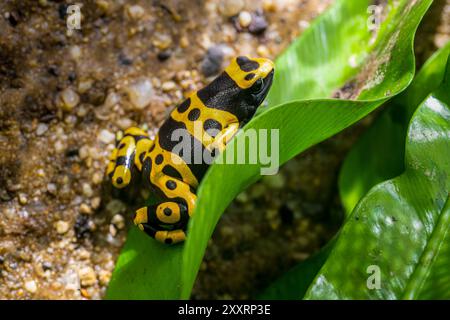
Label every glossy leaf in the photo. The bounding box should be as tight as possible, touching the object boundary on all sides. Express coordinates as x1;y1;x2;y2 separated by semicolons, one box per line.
339;42;450;214
305;58;450;299
106;0;433;299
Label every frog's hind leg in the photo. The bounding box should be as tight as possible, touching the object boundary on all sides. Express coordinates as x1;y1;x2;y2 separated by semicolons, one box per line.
106;127;154;189
133;200;190;244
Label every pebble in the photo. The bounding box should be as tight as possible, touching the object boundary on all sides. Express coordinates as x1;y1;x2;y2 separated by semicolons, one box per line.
55;220;70;234
82;183;93;197
161;81;176;92
24;280;37;293
57;88;80;111
69;45;82;60
79;203;92;215
201;45;225;77
111;214;125;230
54;140;65;153
18;193;28;205
47;183;57;195
103;92;120;109
36;123;48;136
116;118;133;130
91;172;103;185
238;11;252;28
90;197;101;210
125;78;154;109
249;14;268;35
263;0;277;12
152;33;172;50
219;0;244;17
97;129;115;144
257;45;270;57
126;4;145;20
109;224;117;237
78;266;97;287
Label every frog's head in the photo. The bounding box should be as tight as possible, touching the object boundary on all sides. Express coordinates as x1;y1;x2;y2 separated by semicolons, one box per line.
197;55;274;123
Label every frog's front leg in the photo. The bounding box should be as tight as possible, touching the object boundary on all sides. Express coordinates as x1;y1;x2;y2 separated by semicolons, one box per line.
209;122;240;153
106;127;154;189
134;174;197;244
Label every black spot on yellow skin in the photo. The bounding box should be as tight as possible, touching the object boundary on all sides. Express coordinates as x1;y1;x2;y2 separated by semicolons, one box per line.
155;154;164;165
245;73;256;81
236;56;259;71
166;180;177;190
177;98;190;113
165;238;173;244
188;108;200;121
164;208;172;216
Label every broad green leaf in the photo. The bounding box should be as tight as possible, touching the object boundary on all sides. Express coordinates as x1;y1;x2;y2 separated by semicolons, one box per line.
339;42;450;214
305;56;450;299
106;0;433;299
257;45;450;300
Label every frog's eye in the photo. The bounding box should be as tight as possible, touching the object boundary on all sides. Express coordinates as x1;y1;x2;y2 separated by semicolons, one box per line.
251;78;264;93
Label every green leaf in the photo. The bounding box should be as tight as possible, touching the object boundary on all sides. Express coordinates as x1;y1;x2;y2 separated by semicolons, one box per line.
339;42;450;214
106;0;433;299
305;56;450;299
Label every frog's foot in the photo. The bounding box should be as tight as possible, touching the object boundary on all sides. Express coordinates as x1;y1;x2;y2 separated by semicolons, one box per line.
133;201;190;244
106;127;154;189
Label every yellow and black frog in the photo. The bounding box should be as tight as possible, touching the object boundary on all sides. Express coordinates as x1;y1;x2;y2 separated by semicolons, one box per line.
106;56;274;244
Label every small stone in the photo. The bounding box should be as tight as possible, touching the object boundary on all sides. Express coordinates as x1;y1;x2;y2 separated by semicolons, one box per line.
76;104;88;117
47;183;57;195
201;45;225;77
82;183;93;197
24;280;37;293
36;123;48;136
103;92;120;108
91;172;103;185
69;45;82;60
109;224;117;237
78;266;97;287
126;4;145;20
257;45;270;57
125;78;154;109
157;50;172;61
249;14;268;35
54;140;65;153
91;197;101;210
77;79;93;94
98;129;115;144
152;33;172;50
116;118;133;130
55;220;70;234
18;193;28;205
56;88;80;111
263;0;277;12
238;11;252;28
218;0;244;17
79;203;92;215
179;36;189;48
111;214;125;230
161;81;176;92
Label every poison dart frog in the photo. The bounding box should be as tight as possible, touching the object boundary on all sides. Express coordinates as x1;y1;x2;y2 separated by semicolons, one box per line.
106;56;274;244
